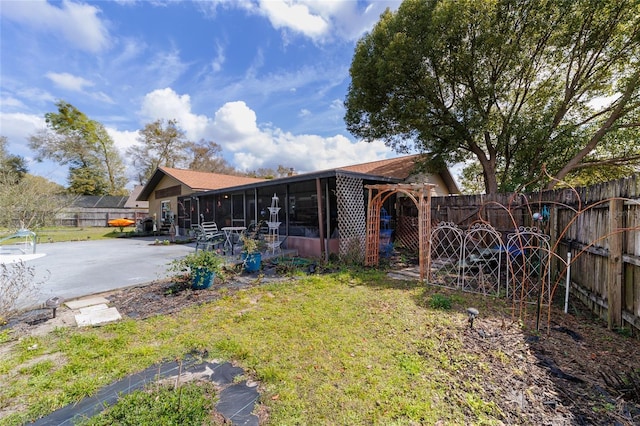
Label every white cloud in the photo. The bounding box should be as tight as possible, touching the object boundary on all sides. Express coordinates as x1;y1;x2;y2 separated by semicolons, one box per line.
0;96;26;110
43;72;114;104
14;86;56;106
255;0;401;43
212;101;263;142
144;48;190;88
90;92;116;105
106;127;139;153
45;72;94;92
198;1;401;43
138;88;210;140
211;41;226;72
327;1;401;41
257;0;329;40
137;88;396;174
0;0;111;53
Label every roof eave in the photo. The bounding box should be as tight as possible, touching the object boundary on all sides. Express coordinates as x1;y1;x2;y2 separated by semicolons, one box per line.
186;170;403;197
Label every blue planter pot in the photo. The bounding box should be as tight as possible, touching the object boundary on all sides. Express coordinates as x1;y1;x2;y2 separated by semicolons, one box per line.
241;252;262;273
192;268;215;290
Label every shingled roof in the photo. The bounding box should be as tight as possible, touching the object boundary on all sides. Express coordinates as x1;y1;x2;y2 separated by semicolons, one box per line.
335;154;422;180
137;167;265;201
160;167;264;189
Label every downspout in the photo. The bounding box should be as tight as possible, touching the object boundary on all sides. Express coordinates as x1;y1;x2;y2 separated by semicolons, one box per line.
315;178;326;259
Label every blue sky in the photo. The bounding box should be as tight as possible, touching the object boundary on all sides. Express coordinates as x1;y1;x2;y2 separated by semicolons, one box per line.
0;0;404;188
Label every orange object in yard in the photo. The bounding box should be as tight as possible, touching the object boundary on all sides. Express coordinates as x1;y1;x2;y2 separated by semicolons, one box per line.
108;218;136;228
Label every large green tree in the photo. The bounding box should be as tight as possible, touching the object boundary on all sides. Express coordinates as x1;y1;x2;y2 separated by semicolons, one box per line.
29;101;128;195
345;0;640;194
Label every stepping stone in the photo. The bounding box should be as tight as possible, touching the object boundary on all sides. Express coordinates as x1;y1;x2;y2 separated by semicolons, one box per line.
75;307;121;327
79;304;110;314
66;296;111;309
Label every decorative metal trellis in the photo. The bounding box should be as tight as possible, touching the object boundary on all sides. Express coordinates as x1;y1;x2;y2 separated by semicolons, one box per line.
506;227;551;304
429;221;552;303
459;223;503;296
430;222;464;288
336;174;366;262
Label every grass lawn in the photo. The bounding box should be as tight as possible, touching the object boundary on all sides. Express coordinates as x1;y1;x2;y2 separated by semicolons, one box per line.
0;270;510;425
0;226;135;244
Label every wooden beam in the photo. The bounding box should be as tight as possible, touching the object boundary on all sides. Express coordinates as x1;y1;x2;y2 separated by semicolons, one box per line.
608;198;623;329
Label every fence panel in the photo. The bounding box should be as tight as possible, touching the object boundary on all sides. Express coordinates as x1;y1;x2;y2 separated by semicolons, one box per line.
54;210;147;228
430;176;640;333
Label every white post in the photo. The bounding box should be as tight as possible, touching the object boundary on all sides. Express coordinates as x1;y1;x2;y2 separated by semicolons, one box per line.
564;252;572;313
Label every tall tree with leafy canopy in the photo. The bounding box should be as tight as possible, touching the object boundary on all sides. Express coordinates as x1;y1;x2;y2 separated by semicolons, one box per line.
28;101;128;195
128;119;192;184
345;0;640;194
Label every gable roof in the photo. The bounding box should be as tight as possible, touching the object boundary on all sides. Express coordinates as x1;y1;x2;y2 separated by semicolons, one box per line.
137;167;265;201
334;154;422;180
124;185;149;209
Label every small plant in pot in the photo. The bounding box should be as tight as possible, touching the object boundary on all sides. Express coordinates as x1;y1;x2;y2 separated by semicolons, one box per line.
170;250;224;290
239;232;264;273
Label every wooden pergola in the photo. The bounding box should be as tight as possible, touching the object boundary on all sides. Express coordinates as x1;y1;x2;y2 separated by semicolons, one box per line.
365;183;435;281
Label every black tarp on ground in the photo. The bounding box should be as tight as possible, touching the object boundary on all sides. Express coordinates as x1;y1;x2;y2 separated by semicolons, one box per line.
27;356;259;426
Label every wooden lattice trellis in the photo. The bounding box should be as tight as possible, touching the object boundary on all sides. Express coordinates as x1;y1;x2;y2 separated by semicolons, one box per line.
365;183;435;280
336;174;366;262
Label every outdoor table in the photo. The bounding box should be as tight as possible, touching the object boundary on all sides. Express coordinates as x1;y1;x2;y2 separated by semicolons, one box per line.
221;226;246;255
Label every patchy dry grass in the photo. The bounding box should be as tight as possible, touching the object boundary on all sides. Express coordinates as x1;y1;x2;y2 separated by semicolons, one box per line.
0;270;515;425
5;268;635;425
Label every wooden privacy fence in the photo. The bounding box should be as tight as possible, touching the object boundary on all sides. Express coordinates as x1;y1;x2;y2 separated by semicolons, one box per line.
429;175;640;333
54;210;147;227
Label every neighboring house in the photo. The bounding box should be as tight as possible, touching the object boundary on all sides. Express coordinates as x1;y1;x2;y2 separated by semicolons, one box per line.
56;192;148;227
137;154;459;258
124;185;149;211
136;167;265;231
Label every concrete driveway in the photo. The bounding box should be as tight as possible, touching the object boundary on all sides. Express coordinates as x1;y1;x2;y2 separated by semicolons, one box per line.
18;237;195;309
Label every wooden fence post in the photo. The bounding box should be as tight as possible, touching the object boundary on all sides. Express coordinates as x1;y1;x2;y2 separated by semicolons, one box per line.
608;198;623;329
549;202;559;279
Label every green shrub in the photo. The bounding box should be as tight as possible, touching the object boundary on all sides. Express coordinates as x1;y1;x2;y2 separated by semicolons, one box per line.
429;293;452;310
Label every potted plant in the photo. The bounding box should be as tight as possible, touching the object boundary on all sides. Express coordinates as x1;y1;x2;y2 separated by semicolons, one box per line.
170;250;224;290
239;231;264;273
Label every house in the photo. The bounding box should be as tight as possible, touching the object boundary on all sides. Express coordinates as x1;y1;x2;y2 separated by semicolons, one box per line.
136;167;265;231
124;185;149;211
137;154;459;258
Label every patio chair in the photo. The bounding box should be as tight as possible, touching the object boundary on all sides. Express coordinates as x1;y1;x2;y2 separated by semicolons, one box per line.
195;222;226;252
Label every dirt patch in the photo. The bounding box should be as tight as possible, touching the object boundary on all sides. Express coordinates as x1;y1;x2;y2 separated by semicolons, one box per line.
103;271;294;320
458;309;640;425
